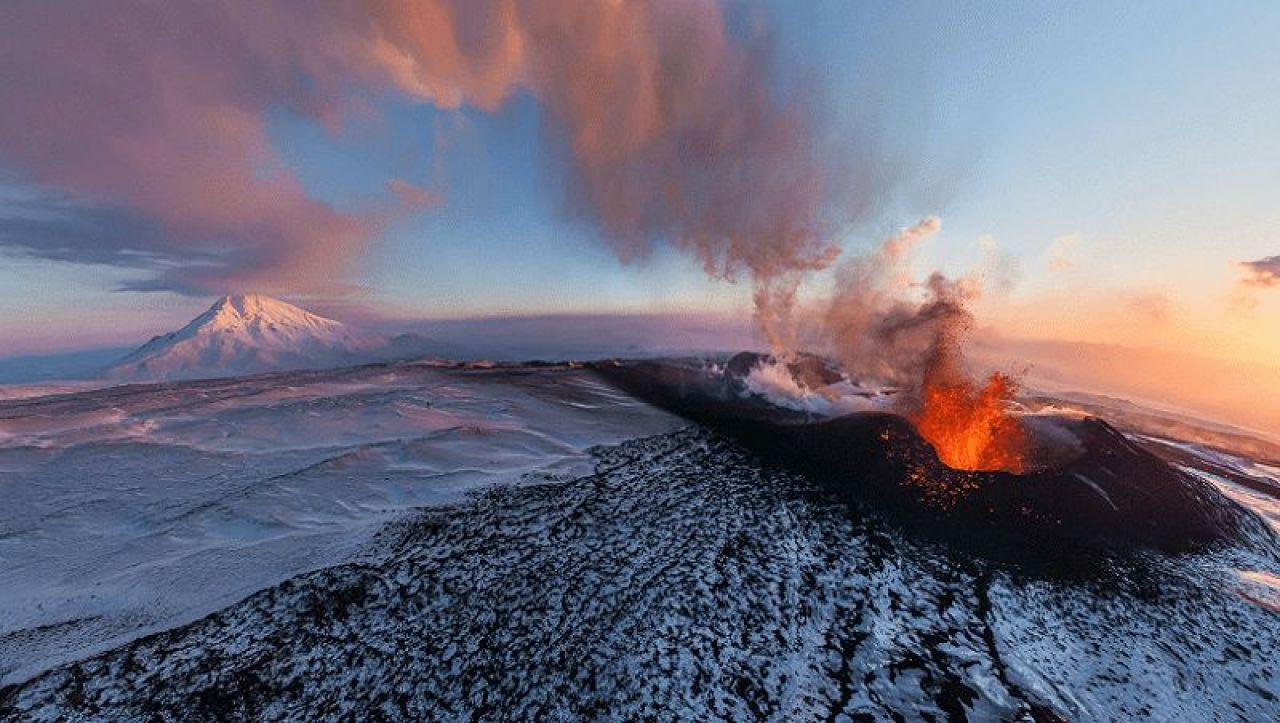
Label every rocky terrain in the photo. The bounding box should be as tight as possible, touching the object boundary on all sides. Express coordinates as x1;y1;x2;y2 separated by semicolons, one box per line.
4;426;1277;721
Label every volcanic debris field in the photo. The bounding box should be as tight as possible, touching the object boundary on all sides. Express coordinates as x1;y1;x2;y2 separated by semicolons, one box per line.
0;364;1278;721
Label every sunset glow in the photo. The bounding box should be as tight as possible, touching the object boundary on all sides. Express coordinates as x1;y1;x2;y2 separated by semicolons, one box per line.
3;4;1278;719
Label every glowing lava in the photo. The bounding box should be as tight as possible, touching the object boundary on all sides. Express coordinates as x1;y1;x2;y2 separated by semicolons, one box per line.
914;370;1027;473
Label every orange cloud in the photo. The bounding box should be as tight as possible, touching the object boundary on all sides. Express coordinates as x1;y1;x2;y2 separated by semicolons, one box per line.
1123;291;1176;325
0;2;399;295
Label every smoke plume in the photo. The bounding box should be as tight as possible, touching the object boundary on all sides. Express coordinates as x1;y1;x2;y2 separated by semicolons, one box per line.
819;217;1027;471
0;0;850;306
823;216;955;387
1;2;1027;467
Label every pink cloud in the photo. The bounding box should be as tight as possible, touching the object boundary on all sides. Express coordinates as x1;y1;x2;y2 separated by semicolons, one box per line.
0;1;858;309
0;2;395;295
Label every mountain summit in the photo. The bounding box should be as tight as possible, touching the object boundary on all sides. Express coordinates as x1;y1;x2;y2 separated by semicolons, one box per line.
105;294;405;381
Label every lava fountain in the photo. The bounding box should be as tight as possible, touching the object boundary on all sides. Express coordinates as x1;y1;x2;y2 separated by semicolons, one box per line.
905;291;1029;474
914;369;1027;473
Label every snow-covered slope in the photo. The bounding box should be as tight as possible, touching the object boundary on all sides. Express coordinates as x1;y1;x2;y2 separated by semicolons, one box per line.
0;363;682;688
104;295;405;381
0;362;1276;719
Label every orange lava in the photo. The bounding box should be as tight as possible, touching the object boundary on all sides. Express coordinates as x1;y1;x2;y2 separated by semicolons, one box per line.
914;371;1027;473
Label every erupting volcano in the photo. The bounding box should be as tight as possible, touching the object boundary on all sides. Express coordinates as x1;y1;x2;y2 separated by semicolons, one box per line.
807;218;1032;475
3;2;1279;720
592;354;1264;559
914;369;1027;473
907;309;1029;473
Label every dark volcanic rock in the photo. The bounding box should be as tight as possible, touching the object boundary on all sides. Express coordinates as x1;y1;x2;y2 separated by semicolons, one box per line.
725;351;845;391
594;359;1269;557
759;413;1262;556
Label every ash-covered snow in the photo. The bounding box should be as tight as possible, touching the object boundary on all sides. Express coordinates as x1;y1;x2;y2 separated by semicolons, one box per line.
0;362;680;686
2;428;1277;721
1;362;1278;721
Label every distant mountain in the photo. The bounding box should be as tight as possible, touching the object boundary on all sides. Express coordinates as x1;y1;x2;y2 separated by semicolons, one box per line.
104;294;432;381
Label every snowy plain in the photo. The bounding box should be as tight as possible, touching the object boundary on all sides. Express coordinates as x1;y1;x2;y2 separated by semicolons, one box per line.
0;362;680;685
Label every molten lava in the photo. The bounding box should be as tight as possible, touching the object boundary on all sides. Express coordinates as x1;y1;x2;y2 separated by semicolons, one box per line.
914;371;1027;473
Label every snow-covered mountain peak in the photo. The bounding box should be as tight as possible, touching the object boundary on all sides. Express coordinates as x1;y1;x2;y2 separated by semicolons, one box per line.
102;294;413;381
193;294;349;338
203;294;337;328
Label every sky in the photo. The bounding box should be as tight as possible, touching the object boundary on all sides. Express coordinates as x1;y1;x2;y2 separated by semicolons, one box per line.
1;0;1277;379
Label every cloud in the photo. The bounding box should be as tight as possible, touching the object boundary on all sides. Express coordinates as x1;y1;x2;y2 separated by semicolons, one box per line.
371;1;864;352
0;1;862;303
1230;255;1280;311
823;216;954;386
387;179;443;211
0;2;398;295
1239;255;1280;288
0;193;172;268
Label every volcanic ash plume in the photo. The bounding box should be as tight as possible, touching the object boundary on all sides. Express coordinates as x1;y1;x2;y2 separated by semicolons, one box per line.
370;4;1027;468
824;218;1027;472
824;216;945;386
371;0;850;347
0;0;849;302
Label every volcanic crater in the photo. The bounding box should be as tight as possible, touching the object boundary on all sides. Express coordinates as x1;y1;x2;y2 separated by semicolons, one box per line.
593;355;1272;561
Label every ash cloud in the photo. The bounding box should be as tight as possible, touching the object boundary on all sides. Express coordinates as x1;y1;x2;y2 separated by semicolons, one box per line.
816;217;1027;472
822;216;974;389
372;0;855;345
0;0;858;304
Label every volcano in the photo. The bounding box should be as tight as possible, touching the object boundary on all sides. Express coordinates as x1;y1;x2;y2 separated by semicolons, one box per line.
103;295;430;381
594;356;1268;559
